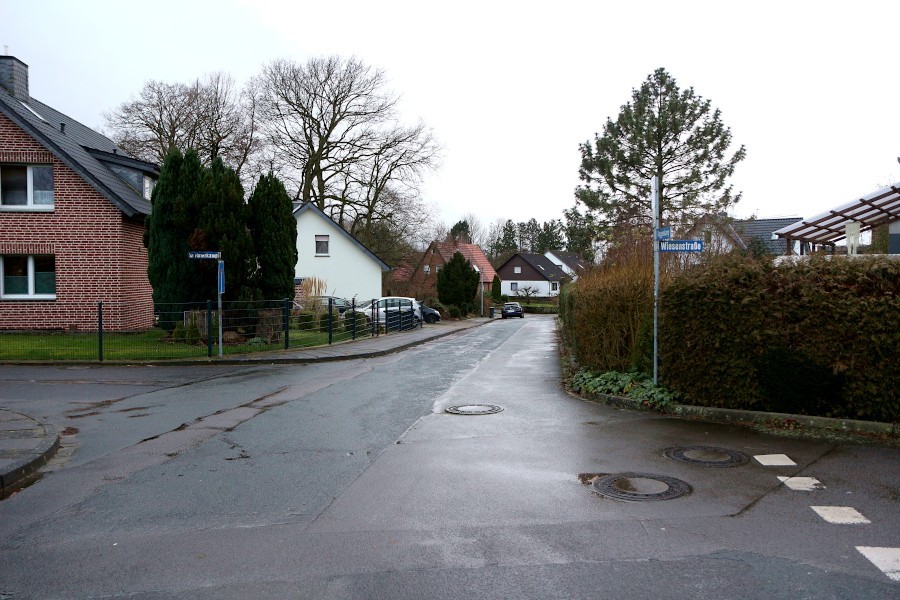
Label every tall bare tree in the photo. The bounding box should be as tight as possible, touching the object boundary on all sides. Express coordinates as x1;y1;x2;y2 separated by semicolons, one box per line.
254;55;439;229
105;74;261;181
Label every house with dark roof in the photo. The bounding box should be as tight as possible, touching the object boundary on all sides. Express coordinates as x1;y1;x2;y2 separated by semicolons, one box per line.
685;215;801;256
0;55;158;331
293;202;390;303
403;240;496;304
543;250;590;280
495;252;568;298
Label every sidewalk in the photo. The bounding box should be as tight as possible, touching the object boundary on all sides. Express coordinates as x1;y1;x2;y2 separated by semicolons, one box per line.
0;317;495;496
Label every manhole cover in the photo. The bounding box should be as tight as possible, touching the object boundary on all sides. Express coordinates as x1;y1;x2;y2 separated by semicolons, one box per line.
445;404;504;415
591;472;691;501
664;446;749;467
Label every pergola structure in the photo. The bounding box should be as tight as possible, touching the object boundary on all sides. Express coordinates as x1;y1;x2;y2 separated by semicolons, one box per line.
773;182;900;254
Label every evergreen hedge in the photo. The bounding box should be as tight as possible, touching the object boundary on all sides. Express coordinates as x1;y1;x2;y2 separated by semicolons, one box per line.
659;256;899;422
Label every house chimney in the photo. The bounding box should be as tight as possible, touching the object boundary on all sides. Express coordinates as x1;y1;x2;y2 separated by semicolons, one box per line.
0;55;29;101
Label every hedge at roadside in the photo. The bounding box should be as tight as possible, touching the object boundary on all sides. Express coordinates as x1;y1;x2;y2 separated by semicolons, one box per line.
659;256;900;422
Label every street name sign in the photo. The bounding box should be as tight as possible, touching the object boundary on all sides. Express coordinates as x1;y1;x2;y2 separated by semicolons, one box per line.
658;239;703;252
656;226;672;240
188;251;221;259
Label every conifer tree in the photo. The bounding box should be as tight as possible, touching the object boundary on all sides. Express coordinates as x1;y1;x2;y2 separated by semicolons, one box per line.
436;252;479;309
145;148;204;327
193;158;255;302
491;274;502;303
248;172;298;300
576;68;745;237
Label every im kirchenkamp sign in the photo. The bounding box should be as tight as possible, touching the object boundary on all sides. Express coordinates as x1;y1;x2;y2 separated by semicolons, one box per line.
658;239;703;253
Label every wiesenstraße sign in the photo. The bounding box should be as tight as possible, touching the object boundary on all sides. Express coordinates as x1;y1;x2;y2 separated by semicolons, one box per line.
658;239;703;252
188;251;221;259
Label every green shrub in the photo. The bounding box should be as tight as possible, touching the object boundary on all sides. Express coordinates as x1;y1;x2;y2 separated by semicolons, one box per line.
571;369;678;411
295;312;315;331
660;255;900;422
448;306;462;319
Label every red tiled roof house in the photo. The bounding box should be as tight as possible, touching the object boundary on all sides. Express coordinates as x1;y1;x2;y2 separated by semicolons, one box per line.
406;240;496;305
0;55;157;331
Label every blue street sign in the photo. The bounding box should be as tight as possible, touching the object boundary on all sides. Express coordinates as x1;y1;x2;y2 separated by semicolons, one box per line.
188;251;221;259
656;226;672;240
217;260;225;294
658;239;704;252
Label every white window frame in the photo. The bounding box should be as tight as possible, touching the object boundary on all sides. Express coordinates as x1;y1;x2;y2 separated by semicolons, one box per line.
423;264;431;275
315;235;329;256
551;282;559;291
0;164;54;210
0;255;57;299
511;282;518;291
514;266;522;274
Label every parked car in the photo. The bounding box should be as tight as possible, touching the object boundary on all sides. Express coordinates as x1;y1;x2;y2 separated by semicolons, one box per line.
501;302;524;319
294;296;352;314
420;304;441;324
344;296;422;330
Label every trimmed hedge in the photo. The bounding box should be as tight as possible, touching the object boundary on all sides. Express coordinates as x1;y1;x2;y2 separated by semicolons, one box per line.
660;256;899;422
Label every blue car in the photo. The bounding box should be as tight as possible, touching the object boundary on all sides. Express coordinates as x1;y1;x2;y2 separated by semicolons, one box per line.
501;302;524;318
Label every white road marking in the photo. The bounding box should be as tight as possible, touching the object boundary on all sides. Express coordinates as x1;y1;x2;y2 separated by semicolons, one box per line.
811;506;871;524
754;454;796;466
777;476;824;490
856;547;900;581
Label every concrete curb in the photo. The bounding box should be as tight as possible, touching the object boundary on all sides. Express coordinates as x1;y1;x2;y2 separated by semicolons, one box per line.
581;391;897;440
0;410;60;498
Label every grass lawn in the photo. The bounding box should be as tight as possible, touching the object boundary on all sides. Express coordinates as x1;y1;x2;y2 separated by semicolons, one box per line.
0;327;352;361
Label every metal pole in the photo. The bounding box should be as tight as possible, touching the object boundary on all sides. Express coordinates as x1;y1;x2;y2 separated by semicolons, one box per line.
351;298;356;340
651;176;660;386
328;297;333;345
97;301;103;362
283;298;290;350
217;260;223;358
207;300;213;357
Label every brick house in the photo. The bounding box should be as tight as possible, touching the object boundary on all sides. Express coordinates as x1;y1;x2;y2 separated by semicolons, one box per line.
405;240;496;304
0;55;158;331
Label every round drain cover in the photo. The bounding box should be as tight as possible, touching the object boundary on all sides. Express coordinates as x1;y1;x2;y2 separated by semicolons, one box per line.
664;446;749;468
445;404;504;415
591;472;691;501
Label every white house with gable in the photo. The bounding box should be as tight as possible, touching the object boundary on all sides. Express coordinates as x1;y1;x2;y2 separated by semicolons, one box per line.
293;202;390;303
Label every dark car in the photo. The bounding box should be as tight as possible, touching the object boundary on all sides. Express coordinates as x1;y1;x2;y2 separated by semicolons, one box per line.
501;302;524;319
420;304;441;324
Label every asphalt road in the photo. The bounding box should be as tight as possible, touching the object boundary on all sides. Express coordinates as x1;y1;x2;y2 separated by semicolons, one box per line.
0;316;897;599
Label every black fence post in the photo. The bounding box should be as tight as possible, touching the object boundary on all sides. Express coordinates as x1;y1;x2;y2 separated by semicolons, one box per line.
97;301;103;362
207;300;213;358
284;298;290;350
327;298;333;345
371;299;376;337
351;298;356;340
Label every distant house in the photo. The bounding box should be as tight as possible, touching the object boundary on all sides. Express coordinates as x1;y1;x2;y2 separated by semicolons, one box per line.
0;55;158;331
685;215;801;256
495;252;568;298
405;240;497;302
543;250;590;281
293;202;390;303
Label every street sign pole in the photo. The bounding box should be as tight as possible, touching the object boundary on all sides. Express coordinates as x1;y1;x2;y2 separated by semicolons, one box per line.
651;176;660;386
217;260;224;357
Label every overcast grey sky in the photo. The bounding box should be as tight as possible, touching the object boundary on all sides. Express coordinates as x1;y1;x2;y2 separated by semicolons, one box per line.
3;0;898;229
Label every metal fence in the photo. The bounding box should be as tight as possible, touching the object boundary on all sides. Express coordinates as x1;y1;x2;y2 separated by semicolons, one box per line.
0;298;421;361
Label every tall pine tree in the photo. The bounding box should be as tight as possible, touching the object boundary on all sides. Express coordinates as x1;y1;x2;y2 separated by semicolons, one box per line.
248;172;298;300
576;68;745;238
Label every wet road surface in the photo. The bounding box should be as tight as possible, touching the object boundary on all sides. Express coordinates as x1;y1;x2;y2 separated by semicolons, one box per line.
0;316;897;598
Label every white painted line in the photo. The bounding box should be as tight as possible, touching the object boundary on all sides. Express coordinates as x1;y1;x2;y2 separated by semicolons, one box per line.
856;547;900;581
811;506;871;524
777;476;824;491
754;453;797;466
